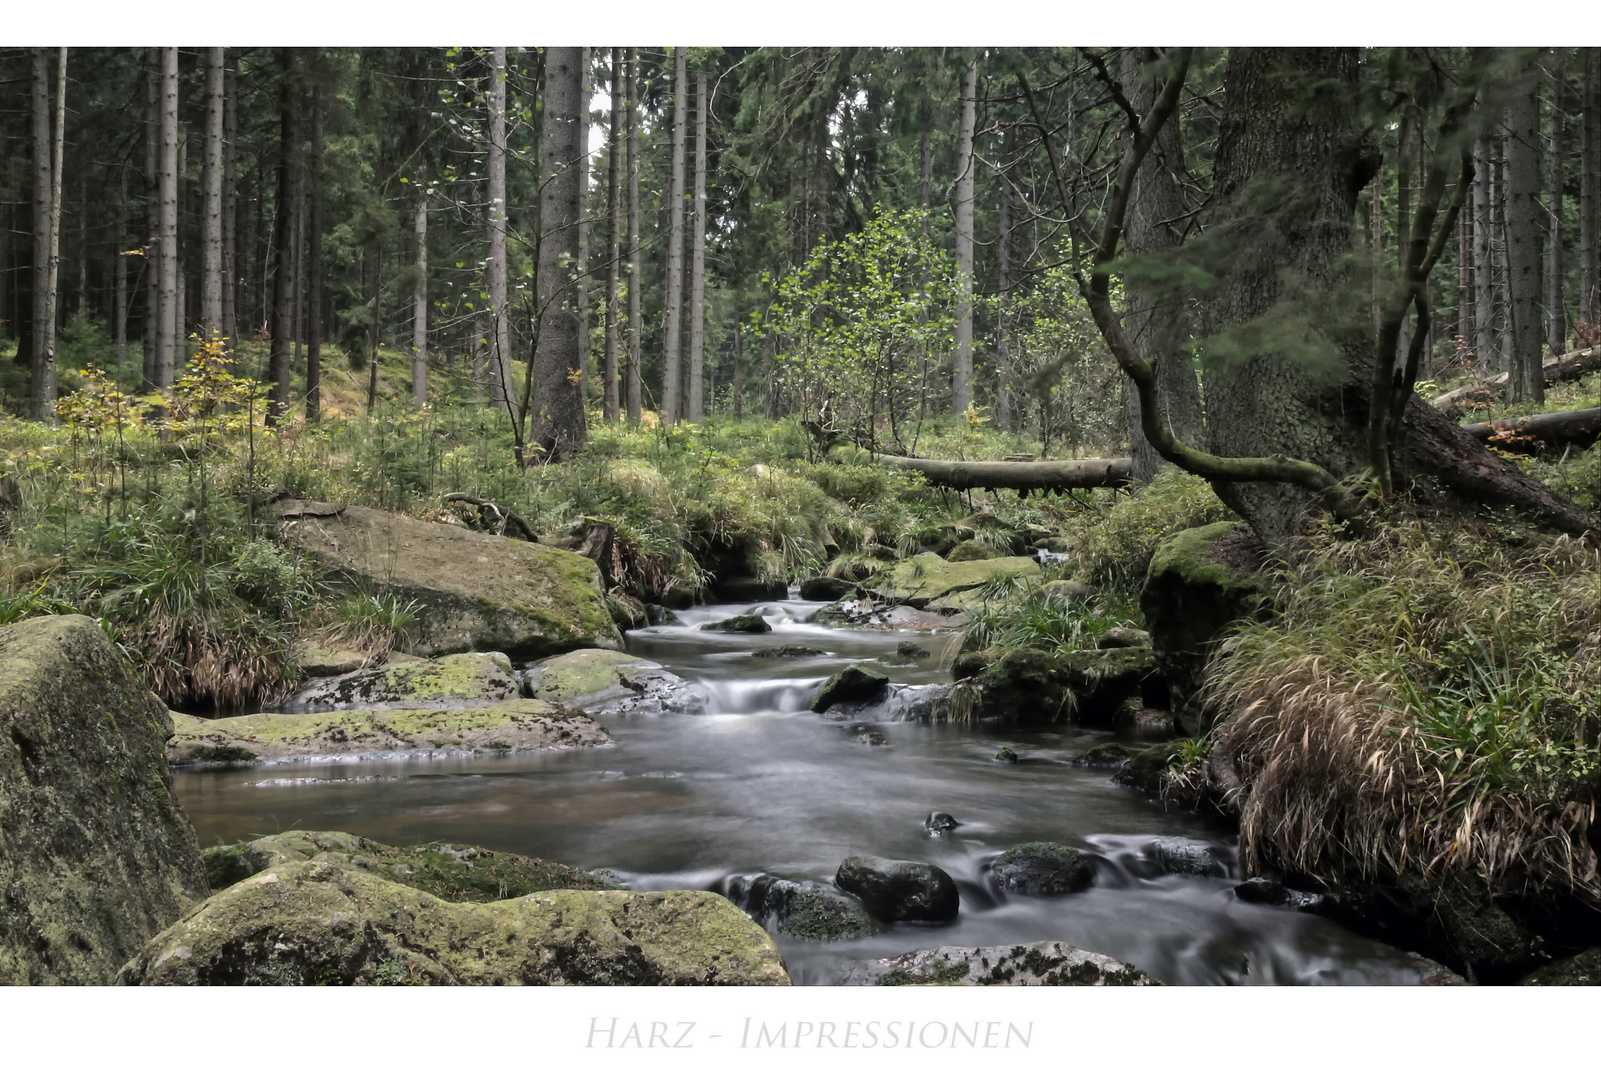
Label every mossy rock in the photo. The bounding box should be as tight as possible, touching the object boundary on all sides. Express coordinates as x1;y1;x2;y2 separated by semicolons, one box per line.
835;855;958;923
280;505;621;660
1139;521;1268;733
118;860;790;986
990;842;1096;894
1112;740;1186;796
290;640;372;678
950;645;1157;726
864;552;1041;609
284;651;520;711
725;874;878;942
0;615;209;985
200;830;616;898
527;648;661;706
751;645;827;658
168;699;609;765
946;539;1010;563
1069;742;1132;769
811;665;891;713
843;942;1156;986
1521;947;1601;985
700;613;772;633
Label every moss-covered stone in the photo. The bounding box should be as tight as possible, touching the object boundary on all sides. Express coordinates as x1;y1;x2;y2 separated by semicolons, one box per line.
280;505;621;659
811;665;891;713
119;860;790;986
725;874;877;941
290;640;372;678
700;614;771;633
200;830;616;898
950;645;1157;726
285;651;519;711
1521;947;1601;985
1112;740;1186;796
1140;521;1269;733
842;942;1156;986
835;855;958;922
990;842;1096;894
168;699;609;765
946;539;1009;562
863;552;1041;610
529;648;651;703
751;645;827;658
0;615;209;985
1069;742;1132;769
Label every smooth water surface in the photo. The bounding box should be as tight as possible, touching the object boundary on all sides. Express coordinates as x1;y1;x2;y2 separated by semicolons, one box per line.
175;599;1436;985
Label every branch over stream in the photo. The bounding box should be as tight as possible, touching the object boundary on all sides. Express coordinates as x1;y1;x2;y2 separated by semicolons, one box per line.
876;455;1133;493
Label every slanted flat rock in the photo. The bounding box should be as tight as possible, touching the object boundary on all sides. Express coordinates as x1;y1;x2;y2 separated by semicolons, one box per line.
725;873;877;941
863;552;1041;610
0;615;209;984
840;941;1156;986
280;505;620;659
527;648;700;712
119;860;791;986
168;699;609;765
281;651;520;711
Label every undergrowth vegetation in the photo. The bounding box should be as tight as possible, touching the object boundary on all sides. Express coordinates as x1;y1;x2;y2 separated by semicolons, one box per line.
1208;514;1601;899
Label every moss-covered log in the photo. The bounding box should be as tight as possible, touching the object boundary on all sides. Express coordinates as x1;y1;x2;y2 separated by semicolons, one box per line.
876;455;1133;493
1460;405;1601;451
1430;345;1601;414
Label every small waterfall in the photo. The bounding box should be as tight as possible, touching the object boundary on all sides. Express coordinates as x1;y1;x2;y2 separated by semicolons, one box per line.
696;677;826;715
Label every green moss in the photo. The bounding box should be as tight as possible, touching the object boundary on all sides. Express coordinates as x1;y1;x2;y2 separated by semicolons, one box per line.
1145;521;1260;594
866;553;1041;608
529;648;658;704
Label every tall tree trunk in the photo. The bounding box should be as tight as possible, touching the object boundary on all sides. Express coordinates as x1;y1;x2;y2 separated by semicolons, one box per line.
1506;62;1544;405
1494;133;1511;372
733;322;743;421
268;49;296;424
575;48;592;401
201;47;225;339
688;66;708;421
995;120;1014;434
952;57;977;418
156;47;178;390
47;48;65;410
529;47;587;459
1473;132;1497;374
412;187;427;407
1396;109;1414;365
143;51;159;388
306;88;323;420
1121;47;1204;481
1458;198;1471;359
1550;57;1568;354
291;153;304;381
222;53;238;352
116;171;128;380
1583;52;1600;331
29;49;55;419
486;46;512;406
625;49;642;424
1201;48;1371;540
603;48;622;422
662;48;687;424
366;244;380;412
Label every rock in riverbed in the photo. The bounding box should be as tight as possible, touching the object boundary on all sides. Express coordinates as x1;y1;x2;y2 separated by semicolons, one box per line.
526;648;699;712
990;842;1096;894
280;651;521;711
725;873;877;941
700;614;771;633
811;665;891;713
836;856;959;923
841;941;1156;986
168;699;609;765
0;615;209;984
119;859;790;986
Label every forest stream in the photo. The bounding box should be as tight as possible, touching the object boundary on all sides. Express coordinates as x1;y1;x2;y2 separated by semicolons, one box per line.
173;598;1446;985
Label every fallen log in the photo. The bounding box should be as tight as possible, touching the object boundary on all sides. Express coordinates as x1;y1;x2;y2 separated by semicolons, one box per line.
1460;406;1601;452
1431;345;1601;413
877;455;1133;493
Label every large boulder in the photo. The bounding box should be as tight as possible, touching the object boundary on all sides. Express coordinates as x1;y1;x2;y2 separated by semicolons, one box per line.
118;859;790;986
990;842;1096;895
1139;521;1268;733
951;645;1159;725
199;830;616;898
167;699;609;766
862;552;1041;610
724;873;877;941
0;615;209;984
842;942;1156;986
279;504;620;659
526;648;698;712
835;855;959;923
279;651;520;712
811;665;891;713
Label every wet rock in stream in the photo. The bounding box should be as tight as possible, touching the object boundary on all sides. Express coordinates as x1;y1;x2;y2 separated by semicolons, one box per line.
925;812;960;834
990;842;1096;895
700;614;772;634
841;941;1157;986
725;873;877;941
835;856;959;923
810;665;891;713
798;577;855;601
526;648;701;712
750;645;827;659
279;651;520;712
1146;837;1230;878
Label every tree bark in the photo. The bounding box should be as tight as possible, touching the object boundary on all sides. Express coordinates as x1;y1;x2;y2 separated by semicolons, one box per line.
575;48;592;401
1473;132;1497;373
663;48;688;424
995;120;1014;433
625;49;642;425
529;47;587;460
29;49;57;419
486;46;512;406
268;49;297;424
1505;61;1543;405
688;66;708;421
222;52;239;352
307;88;323;420
116;171;128;380
1431;343;1601;412
1549;57;1567;354
877;455;1133;493
157;47;179;390
1460;404;1601;450
412;186;427;408
952;57;977;418
1120;47;1204;481
201;47;225;339
143;51;159;388
1582;51;1599;330
603;48;623;422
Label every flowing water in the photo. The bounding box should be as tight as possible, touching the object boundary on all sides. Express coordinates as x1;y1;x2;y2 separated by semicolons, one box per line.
174;598;1439;985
